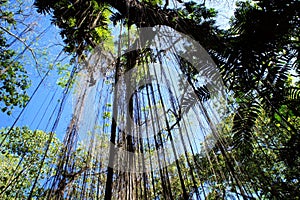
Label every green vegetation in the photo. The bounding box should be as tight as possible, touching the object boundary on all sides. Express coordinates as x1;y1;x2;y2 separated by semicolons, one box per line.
0;0;299;199
0;127;60;199
0;0;31;115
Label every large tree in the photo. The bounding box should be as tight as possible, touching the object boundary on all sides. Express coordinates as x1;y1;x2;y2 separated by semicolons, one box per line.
0;0;299;199
33;0;299;199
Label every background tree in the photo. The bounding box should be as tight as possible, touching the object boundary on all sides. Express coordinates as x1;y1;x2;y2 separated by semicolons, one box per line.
0;0;31;115
193;94;300;199
0;127;60;199
219;0;300;154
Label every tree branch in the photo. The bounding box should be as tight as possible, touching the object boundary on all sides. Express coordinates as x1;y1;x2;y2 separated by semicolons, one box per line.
0;26;39;71
100;0;225;51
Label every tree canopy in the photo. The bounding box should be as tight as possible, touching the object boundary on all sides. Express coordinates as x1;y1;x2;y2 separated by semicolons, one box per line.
0;0;299;199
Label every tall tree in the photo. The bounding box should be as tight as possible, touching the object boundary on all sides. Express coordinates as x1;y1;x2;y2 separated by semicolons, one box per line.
2;0;297;199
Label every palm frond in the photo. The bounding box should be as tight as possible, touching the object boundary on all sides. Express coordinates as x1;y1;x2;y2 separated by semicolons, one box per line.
232;99;261;158
110;12;125;26
285;87;300;101
283;87;300;116
34;0;54;15
180;85;211;114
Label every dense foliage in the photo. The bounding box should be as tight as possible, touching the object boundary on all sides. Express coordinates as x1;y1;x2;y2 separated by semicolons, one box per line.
0;0;299;199
0;127;60;199
0;0;31;115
